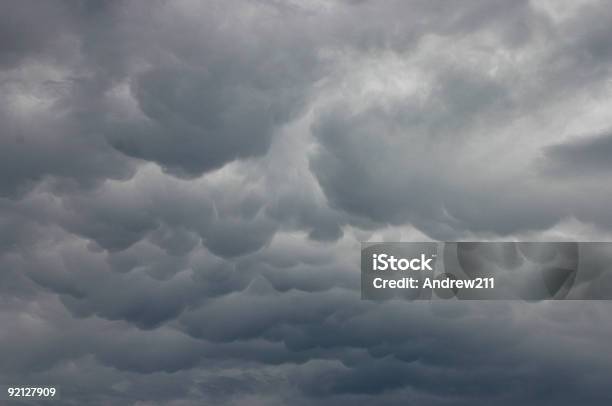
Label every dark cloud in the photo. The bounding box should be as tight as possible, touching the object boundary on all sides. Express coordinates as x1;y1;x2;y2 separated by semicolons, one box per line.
0;0;72;68
0;78;136;198
2;0;612;405
543;130;612;175
310;102;564;238
98;1;323;177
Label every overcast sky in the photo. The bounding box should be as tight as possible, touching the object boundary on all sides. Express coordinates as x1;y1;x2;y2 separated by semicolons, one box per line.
2;0;612;405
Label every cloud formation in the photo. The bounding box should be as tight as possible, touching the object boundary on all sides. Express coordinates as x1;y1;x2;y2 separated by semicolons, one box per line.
2;0;612;405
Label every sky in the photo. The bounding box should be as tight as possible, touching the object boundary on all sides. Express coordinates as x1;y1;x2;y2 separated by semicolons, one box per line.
1;0;612;404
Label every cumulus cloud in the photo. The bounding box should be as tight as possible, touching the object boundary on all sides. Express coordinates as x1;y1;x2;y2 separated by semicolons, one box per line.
2;0;612;405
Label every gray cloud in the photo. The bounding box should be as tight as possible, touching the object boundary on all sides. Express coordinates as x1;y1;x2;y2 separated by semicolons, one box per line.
2;0;612;405
0;0;72;68
543;130;612;175
99;1;323;177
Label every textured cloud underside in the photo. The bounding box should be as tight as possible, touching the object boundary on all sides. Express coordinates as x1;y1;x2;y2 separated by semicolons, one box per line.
2;1;612;405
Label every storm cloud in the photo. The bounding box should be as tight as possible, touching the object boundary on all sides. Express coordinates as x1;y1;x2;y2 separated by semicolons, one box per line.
2;1;612;405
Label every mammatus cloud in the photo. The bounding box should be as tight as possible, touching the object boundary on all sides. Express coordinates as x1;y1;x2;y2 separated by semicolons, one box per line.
1;0;612;405
543;130;612;174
